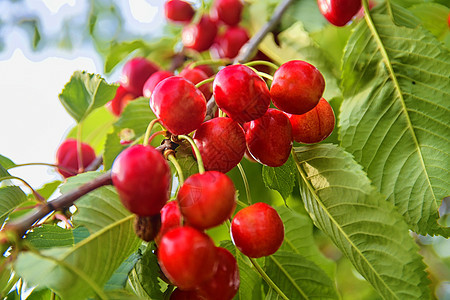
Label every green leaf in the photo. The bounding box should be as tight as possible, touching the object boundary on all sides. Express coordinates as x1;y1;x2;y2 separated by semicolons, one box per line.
276;206;335;279
262;156;296;201
104;40;147;74
58;71;118;123
293;144;430;299
26;288;52;300
105;250;142;291
265;251;339;299
0;155;15;170
0;186;27;225
34;180;61;200
25;225;74;249
340;2;450;236
409;3;450;41
73;226;90;244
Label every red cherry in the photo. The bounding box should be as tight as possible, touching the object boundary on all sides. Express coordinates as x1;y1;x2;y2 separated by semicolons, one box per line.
120;57;159;96
190;64;216;77
170;289;205;300
245;109;292;167
155;201;182;245
56;139;96;178
106;84;137;116
288;98;335;144
179;68;213;100
317;0;362;26
270;60;325;115
158;226;218;290
182;16;218;52
143;71;174;98
213;64;270;123
211;0;244;26
177;171;236;230
198;247;240;300
150;76;206;135
111;145;171;216
193;117;246;173
448;12;450;28
210;26;249;59
231;202;284;258
164;0;195;24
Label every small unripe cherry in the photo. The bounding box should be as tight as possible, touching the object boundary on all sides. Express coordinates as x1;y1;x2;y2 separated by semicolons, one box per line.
317;0;362;26
56;138;96;178
231;202;284;258
111;145;171;216
182;15;218;52
211;0;244;26
158;226;218;290
213;64;270;123
270;60;325;115
179;67;212;100
155;201;182;245
164;0;195;24
288;98;335;144
120;57;159;96
210;26;249;59
143;70;173;98
245;109;292;167
177;171;236;230
193;117;246;173
150;76;206;135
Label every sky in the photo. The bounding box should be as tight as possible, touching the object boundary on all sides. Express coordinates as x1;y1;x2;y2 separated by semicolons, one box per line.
0;0;164;189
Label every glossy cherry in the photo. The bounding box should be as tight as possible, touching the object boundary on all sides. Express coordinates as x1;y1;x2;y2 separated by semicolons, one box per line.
142;70;173;98
164;0;195;24
231;202;284;258
111;145;171;216
245;109;292;167
150;76;206;135
193;117;246;173
288;98;335;144
182;15;218;52
317;0;362;27
170;289;205;300
56;139;96;178
270;60;325;115
213;64;270;123
106;84;137;116
177;171;236;229
179;67;212;100
155;201;182;245
211;0;244;26
210;26;249;59
158;226;218;290
120;57;159;96
198;247;240;300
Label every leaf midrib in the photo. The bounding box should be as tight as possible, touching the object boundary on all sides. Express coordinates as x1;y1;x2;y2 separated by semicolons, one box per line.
268;255;309;300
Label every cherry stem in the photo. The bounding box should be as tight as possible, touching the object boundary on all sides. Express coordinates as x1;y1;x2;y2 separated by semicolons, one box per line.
237;163;252;205
236;199;248;208
244;60;279;70
143;118;161;147
0;176;45;202
249;257;289;300
167;154;185;186
147;130;166;145
188;58;230;69
178;135;205;174
256;71;274;81
7;162;77;176
195;77;215;89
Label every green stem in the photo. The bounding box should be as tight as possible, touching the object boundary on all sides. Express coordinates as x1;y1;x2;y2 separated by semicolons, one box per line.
0;176;44;202
244;60;279;70
237;163;252;205
143;119;161;147
178;135;205;174
256;71;274;81
167;154;185;186
7;162;77;176
195;77;215;89
249;257;289;300
236;199;248;208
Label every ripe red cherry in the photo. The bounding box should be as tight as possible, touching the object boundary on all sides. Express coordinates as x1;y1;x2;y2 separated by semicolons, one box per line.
56;139;96;178
193;117;246;173
317;0;362;26
120;57;159;96
179;67;212;100
155;201;182;245
177;171;236;229
288;98;335;144
198;247;240;300
211;0;244;26
158;226;218;290
143;70;173;98
231;202;284;258
270;60;325;115
245;109;292;167
182;16;218;52
210;26;249;59
150;76;206;135
164;0;195;24
170;289;205;300
111;145;171;216
213;64;270;123
106;84;137;116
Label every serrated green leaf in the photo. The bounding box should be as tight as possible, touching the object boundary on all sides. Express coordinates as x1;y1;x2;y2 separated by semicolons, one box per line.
59;71;118;123
34;180;61;200
73;226;90;244
293;144;430;299
0;186;27;225
262;156;296;201
25;225;74;249
276;206;335;279
340;2;450;236
265;251;339;299
105;250;142;291
104;40;147;74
